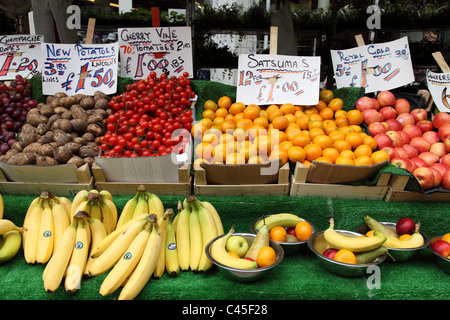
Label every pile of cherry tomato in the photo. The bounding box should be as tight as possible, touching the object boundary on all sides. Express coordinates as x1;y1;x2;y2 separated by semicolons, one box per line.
99;71;195;157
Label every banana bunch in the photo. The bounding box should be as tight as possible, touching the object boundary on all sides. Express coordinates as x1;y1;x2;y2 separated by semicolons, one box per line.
0;218;25;264
70;189;117;235
116;185;165;229
253;213;303;232
174;196;224;272
364;215;425;249
23;192;72;264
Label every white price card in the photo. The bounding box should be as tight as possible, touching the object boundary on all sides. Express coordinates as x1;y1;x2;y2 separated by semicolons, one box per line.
0;35;44;80
331;36;415;93
118;26;193;79
41;43;118;96
236;54;321;106
426;69;450;112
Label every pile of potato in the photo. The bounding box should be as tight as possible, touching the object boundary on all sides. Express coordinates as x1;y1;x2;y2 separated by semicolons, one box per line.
0;91;111;167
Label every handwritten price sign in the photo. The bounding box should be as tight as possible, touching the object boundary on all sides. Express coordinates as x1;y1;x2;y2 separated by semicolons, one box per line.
331;37;414;93
118;26;193;79
0;35;43;80
41;43;118;96
426;70;450;112
236;54;321;105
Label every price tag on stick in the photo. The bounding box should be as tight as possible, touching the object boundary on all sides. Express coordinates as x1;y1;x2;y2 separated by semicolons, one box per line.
427;52;450;112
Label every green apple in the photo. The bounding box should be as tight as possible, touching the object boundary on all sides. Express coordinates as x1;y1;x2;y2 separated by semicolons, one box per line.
225;235;249;258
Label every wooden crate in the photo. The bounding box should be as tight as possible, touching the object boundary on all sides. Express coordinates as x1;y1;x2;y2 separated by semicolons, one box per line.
290;163;391;200
92;163;192;196
385;174;450;202
0;163;94;196
193;163;290;197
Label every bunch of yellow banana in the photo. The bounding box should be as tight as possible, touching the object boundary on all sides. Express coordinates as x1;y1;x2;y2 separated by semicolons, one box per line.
0;218;25;264
70;189;117;235
116;185;165;229
85;213;164;300
23;192;72;264
173;196;224;273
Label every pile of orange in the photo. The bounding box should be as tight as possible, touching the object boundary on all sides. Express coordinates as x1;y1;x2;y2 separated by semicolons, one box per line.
192;91;389;167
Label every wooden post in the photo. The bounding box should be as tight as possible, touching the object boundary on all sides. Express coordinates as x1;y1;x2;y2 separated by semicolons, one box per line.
268;26;279;84
85;18;96;44
355;34;374;74
152;7;161;27
432;52;450;73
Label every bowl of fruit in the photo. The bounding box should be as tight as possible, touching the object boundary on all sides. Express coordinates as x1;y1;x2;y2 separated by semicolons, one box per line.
205;226;284;283
249;213;316;255
307;218;388;277
357;215;430;262
428;234;450;274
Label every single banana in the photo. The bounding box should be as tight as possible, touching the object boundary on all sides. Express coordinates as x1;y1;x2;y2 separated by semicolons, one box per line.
99;190;113;202
100;198;118;235
53;195;72;220
23;198;44;264
153;209;172;278
210;226;258;270
0;230;22;264
189;202;202;271
70;190;90;220
36;199;54;264
364;215;399;238
245;222;269;261
65;215;91;294
99;222;151;297
176;205;191;271
200;201;224;235
88;217;149;277
84;217;108;277
0;219;25;234
43;218;77;293
118;216;162;300
145;191;165;220
382;223;425;249
323;218;387;253
133;193;149;218
88;200;102;221
0;193;3;220
165;214;179;276
355;246;389;264
116;193;140;229
254;213;303;232
49;199;70;254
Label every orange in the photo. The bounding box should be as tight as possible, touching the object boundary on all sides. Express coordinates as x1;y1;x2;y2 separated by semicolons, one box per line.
202;109;216;121
243;106;260;120
200;117;214;129
248;155;266;164
322;119;336;128
193;158;208;168
347;109;363;125
227;251;240;258
345;132;364;149
324;124;339;136
221;120;236;133
302;160;311;167
314;100;328;111
319;89;334;104
253;117;269;129
295;221;313;241
319;107;334;120
322;148;340;163
334;109;348;119
215;107;229;118
309;114;323;122
225;152;246;164
285;128;302;141
235;118;253;131
313;134;333;149
335;156;354;165
269;110;284;123
259;109;270;120
340;149;356;160
309;128;326;140
296;114;310;130
441;233;450;243
191;122;207;140
247;103;260;111
285;113;297;124
304;143;322;162
285;122;300;133
354;144;373;158
335;116;349;128
224;113;235;122
270;226;288;242
229;102;245;115
211;145;227;163
333;139;352;153
239;142;258;162
280;103;296;115
266;104;280;114
334;249;357;264
233;127;248;142
256;246;277;268
363;135;378;150
219;133;235;145
269;148;288;165
371;150;390;164
328;98;344;112
247;125;267;140
314;156;332;164
271;116;290;131
195;142;214;160
233;112;244;123
204;99;218;112
339;126;355;135
213;116;226;128
308;119;324;131
291;132;311;147
279;140;294;153
218;96;232;109
354;155;373;166
202;133;220;146
304;106;319;116
328;130;346;143
269;129;287;144
287;146;306;163
255;135;272;155
349;124;363;133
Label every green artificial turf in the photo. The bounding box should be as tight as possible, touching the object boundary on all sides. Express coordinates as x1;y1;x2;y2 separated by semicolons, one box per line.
0;194;449;302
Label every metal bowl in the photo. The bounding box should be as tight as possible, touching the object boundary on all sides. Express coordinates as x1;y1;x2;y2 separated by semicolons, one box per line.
428;237;450;274
205;232;284;283
249;215;316;255
357;222;430;262
307;229;387;277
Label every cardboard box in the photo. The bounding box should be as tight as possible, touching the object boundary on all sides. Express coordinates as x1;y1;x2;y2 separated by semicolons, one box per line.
0;162;94;196
290;161;391;200
385;174;450;202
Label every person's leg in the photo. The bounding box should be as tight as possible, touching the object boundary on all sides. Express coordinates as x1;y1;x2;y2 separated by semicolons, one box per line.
31;0;56;43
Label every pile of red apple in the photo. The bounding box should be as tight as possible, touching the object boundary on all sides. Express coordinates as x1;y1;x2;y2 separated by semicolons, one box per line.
355;90;450;191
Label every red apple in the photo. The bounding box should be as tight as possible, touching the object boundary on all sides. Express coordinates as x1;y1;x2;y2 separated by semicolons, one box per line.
402;144;419;158
430;167;442;188
416;120;434;133
390;157;414;172
413;166;436;190
323;248;338;259
286;227;296;236
402;124;423;139
430;142;447;158
430;162;449;177
396;113;415;127
422;131;440;145
438;122;450;141
443;136;450;153
410;137;431;153
432;112;450;130
362;109;383;125
371;98;380;111
411;108;428;123
442;170;450;190
396;217;416;235
394;98;411;115
442;153;450;167
399;131;410;145
418;151;440;166
379;106;397;120
385;119;403;131
431;240;450;257
368;122;387;136
381;147;398;159
386;130;404;147
377;90;396;107
410;157;428;168
374;133;393;149
394;147;409;159
355;96;376;112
